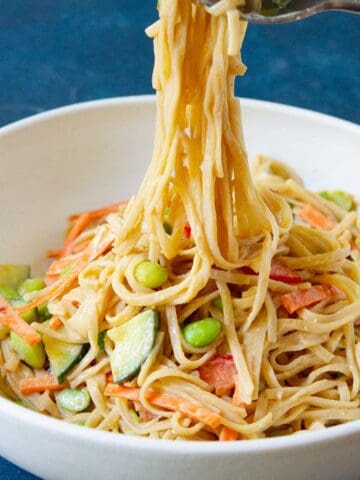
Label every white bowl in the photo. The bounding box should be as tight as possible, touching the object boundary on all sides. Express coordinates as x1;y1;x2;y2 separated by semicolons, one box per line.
0;97;359;480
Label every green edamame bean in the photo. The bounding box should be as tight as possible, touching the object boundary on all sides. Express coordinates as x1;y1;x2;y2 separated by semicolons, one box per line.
212;297;223;310
9;331;45;369
134;261;168;289
57;388;91;413
18;278;46;296
182;318;221;348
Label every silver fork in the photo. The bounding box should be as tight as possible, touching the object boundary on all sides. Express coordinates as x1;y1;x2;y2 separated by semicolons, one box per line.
199;0;360;24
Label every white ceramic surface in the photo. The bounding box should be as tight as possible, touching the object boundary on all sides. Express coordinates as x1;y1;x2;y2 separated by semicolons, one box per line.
0;97;359;480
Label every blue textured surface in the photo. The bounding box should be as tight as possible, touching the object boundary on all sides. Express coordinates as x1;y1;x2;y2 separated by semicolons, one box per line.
0;2;359;479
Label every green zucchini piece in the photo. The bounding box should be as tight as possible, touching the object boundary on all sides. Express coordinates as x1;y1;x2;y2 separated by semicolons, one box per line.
9;331;46;369
38;303;52;321
0;265;30;290
97;331;106;350
0;287;19;301
10;298;39;324
56;388;91;413
43;335;89;384
108;309;159;384
18;278;46;296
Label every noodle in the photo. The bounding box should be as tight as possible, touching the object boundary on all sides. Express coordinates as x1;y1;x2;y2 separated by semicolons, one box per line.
1;0;359;441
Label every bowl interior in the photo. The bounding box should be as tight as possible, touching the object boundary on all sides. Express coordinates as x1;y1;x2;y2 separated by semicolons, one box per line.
0;96;358;276
0;97;359;480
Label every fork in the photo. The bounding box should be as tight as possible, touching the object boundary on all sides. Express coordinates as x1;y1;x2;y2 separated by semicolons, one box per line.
199;0;360;24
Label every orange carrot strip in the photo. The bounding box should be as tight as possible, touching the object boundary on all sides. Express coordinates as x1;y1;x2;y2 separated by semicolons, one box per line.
46;255;80;278
104;384;222;429
17;227;115;315
49;317;62;330
232;375;246;408
219;426;238;441
105;384;140;401
71;239;92;254
69;201;128;222
106;372;114;384
19;375;65;395
62;213;92;255
299;204;335;231
0;296;41;345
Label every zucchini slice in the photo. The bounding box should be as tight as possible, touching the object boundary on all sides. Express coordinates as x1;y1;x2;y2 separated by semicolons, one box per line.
0;265;30;290
108;309;159;384
43;335;89;384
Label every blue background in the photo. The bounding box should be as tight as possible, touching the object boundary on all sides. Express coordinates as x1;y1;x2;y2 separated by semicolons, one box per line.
0;1;359;478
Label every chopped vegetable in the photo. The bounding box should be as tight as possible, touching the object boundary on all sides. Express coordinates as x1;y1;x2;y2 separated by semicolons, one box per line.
0;265;30;290
43;334;89;384
299;204;335;231
219;426;237;441
9;332;46;369
280;284;345;314
108;310;159;383
104;384;222;429
270;261;301;284
198;354;236;396
10;298;39;324
0;295;41;345
56;388;91;413
18;278;46;296
241;262;301;285
163;221;173;235
130;409;141;422
134;262;168;289
19;375;64;396
184;222;191;239
212;297;223;310
69;201;127;222
182;318;221;348
0;287;19;301
17;227;114;315
97;330;106;350
319;190;354;212
49;317;62;330
38;303;52;321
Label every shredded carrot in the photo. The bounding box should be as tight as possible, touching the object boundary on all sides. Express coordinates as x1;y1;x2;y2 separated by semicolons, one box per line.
104;384;222;429
19;375;65;395
0;296;41;345
69;201;128;222
232;375;246;408
106;372;114;384
49;316;62;330
46;255;79;279
49;213;92;259
71;238;92;254
299;204;335;231
219;426;238;441
17;227;115;315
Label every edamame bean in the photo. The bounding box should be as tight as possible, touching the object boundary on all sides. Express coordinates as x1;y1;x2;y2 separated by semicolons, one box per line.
56;388;91;413
182;318;221;348
134;261;168;289
18;277;46;296
9;331;45;369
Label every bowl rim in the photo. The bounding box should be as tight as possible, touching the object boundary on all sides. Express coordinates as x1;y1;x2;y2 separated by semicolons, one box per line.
0;95;359;456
